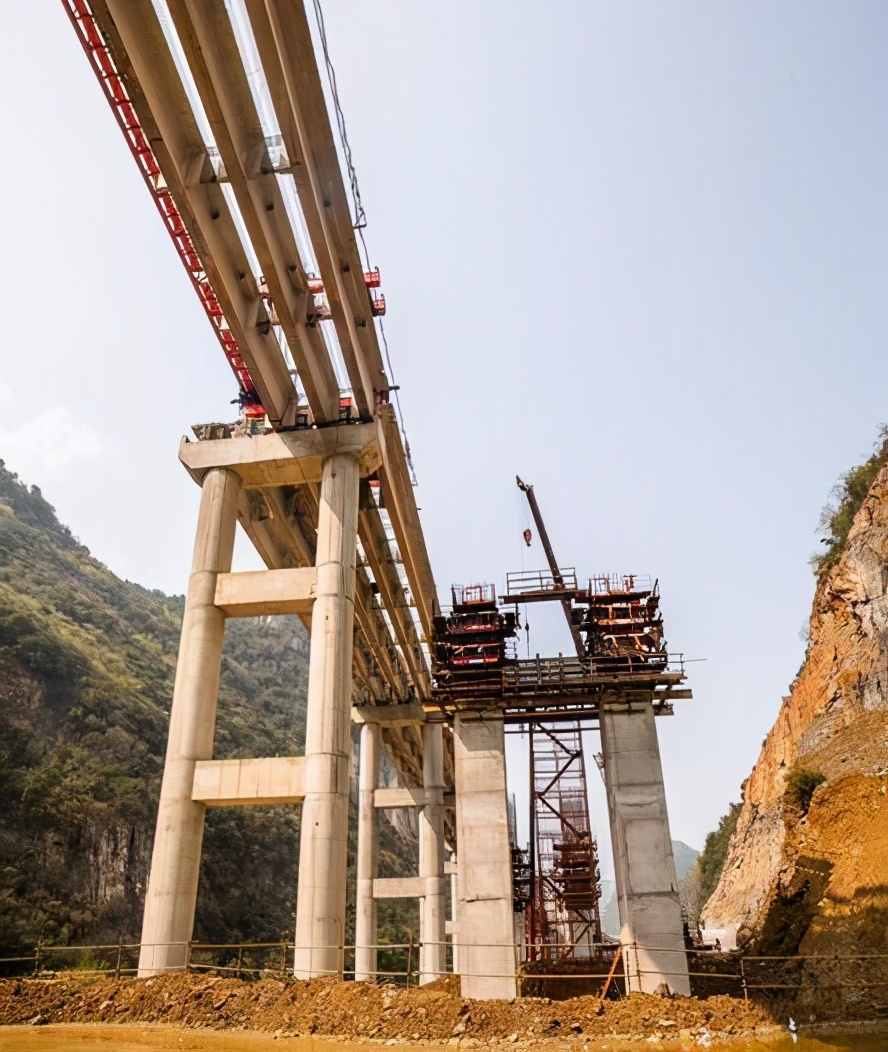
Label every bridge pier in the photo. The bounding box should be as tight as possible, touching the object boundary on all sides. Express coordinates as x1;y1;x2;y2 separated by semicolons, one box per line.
293;451;361;978
354;721;380;981
419;722;446;983
600;699;690;996
453;715;517;1000
138;467;241;976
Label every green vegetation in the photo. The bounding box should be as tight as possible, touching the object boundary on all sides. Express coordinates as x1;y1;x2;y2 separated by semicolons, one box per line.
784;766;826;815
0;460;417;960
697;801;742;902
813;425;888;574
680;802;742;925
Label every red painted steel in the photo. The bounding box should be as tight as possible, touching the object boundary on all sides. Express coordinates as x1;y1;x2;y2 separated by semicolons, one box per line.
62;0;266;417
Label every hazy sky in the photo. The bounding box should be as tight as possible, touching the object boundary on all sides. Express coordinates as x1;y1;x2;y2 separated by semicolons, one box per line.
1;1;886;878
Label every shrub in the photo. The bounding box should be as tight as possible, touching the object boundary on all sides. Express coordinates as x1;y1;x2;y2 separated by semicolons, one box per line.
813;425;888;574
785;766;826;814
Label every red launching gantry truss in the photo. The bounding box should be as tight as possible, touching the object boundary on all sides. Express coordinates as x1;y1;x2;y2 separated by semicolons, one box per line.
63;0;267;417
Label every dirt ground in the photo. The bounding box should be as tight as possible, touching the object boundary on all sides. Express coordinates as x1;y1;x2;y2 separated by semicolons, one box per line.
0;974;777;1046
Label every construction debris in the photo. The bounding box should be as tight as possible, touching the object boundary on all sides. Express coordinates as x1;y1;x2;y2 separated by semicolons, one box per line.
0;975;776;1044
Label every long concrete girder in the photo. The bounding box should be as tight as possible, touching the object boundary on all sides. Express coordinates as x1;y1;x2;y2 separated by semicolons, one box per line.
163;0;341;423
240;0;439;642
88;0;442;794
95;0;296;426
244;0;387;420
95;0;438;661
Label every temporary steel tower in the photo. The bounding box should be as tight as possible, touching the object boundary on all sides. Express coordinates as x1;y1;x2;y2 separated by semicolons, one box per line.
528;725;603;960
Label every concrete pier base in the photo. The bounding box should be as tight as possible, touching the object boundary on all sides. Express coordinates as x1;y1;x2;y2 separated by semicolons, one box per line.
293;452;360;978
600;700;691;996
138;468;241;975
355;721;380;981
453;716;517;1000
419;723;446;984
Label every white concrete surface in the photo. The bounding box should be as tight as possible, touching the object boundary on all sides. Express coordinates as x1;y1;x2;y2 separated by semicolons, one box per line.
355;721;380;981
213;566;317;617
453;716;517;1000
138;467;241;975
293;452;360;978
420;723;446;984
191;756;305;806
373;876;425;898
600;700;691;996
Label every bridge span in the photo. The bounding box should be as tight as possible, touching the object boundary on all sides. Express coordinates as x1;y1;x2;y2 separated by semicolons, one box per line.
63;0;691;999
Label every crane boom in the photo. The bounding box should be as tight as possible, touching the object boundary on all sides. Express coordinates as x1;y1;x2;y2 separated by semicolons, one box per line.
515;476;586;660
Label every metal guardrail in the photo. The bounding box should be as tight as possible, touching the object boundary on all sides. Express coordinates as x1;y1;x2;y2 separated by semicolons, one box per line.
2;939;887;1007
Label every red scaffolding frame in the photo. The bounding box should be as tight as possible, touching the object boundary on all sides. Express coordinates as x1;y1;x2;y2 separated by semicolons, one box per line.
527;724;603;960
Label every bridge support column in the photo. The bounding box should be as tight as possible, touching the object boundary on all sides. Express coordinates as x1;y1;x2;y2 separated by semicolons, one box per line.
293;452;360;978
420;723;446;984
450;853;460;976
138;467;241;975
600;700;690;996
355;721;380;981
453;715;516;1000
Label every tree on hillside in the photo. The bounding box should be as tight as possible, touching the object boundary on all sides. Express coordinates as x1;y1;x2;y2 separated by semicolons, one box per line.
681;802;742;928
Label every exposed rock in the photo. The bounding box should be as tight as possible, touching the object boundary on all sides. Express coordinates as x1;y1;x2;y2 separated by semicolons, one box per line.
703;465;888;953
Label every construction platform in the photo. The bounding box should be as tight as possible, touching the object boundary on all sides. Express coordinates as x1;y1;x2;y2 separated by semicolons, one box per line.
430;574;691;723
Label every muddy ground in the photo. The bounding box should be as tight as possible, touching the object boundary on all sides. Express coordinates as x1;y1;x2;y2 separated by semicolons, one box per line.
0;974;776;1045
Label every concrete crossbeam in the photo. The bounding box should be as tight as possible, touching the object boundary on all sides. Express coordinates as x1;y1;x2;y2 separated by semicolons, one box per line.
191;757;305;806
352;701;426;727
374;787;429;809
179;425;380;489
373;877;424;899
214;567;317;617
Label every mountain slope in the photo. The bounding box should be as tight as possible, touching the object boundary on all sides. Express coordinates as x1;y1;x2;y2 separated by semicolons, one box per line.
0;461;414;957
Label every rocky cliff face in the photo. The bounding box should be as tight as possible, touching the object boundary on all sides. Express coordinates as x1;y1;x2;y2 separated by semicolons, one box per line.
702;466;888;953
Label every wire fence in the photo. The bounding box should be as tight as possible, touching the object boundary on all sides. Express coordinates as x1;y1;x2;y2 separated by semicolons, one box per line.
2;940;887;1018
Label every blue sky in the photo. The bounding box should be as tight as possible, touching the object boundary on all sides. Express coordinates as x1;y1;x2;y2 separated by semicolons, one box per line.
1;1;886;877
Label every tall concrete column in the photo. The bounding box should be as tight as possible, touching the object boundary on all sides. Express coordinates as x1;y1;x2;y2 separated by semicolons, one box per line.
139;468;241;975
354;721;380;981
600;699;691;996
450;852;459;976
419;722;446;984
293;452;360;978
453;715;517;1000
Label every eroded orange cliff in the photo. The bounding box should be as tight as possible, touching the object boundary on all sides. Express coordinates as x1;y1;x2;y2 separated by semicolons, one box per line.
702;466;888;952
